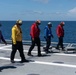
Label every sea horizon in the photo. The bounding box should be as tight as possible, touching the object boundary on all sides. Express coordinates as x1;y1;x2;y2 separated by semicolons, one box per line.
0;21;76;43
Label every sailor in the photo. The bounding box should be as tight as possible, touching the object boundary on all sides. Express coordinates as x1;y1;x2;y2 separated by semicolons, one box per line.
0;24;7;45
44;22;53;53
10;20;29;63
27;20;42;56
56;22;65;50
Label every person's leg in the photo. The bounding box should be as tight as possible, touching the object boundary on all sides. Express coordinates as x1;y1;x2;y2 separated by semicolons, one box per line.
10;43;17;63
60;37;64;50
17;42;29;62
56;37;61;49
17;42;26;60
45;37;51;53
36;37;42;56
27;38;35;56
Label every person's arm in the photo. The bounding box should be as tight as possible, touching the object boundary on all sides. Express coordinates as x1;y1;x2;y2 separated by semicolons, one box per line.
44;27;48;39
31;25;35;40
51;34;54;38
12;28;16;44
56;26;61;37
50;28;54;38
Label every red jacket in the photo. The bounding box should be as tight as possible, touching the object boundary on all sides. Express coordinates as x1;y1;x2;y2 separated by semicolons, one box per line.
30;23;40;38
56;25;64;37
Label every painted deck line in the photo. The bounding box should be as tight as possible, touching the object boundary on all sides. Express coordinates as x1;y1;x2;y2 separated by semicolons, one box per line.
1;48;76;57
0;48;45;54
54;53;76;57
0;56;76;68
0;45;12;49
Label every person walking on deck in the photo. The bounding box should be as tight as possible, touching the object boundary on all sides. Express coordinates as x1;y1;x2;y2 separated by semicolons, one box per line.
10;20;29;63
44;22;53;54
27;20;42;57
0;24;7;45
56;22;65;50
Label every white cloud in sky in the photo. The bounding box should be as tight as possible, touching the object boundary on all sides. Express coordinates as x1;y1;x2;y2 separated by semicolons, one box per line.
7;7;76;21
68;7;76;15
23;10;43;15
33;11;43;15
66;7;76;20
33;0;49;3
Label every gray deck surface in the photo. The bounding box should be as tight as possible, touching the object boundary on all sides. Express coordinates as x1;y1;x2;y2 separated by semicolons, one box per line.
0;44;76;75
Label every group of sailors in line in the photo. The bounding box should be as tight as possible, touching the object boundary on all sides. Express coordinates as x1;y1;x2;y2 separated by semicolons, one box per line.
0;20;65;63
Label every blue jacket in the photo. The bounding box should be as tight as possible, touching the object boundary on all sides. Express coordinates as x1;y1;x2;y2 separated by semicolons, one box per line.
44;26;53;39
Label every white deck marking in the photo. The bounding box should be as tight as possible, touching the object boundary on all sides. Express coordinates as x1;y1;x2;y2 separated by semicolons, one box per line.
1;45;76;57
54;53;76;57
0;45;11;49
0;48;45;54
0;56;76;68
1;48;76;57
33;61;76;68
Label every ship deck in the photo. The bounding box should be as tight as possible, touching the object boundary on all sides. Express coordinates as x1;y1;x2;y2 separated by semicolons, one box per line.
0;41;76;75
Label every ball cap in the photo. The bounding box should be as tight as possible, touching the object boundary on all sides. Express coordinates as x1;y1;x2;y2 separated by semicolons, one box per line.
16;20;22;24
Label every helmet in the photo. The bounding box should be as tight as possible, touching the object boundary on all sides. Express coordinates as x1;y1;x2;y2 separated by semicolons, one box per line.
16;20;22;24
60;22;65;25
48;22;52;25
36;20;41;24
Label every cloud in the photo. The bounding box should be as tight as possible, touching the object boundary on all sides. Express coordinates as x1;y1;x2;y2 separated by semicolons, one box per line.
68;7;76;15
22;10;43;15
33;11;43;14
66;7;76;20
32;0;50;3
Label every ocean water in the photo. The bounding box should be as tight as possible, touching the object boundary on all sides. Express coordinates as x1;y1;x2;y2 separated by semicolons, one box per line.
0;21;76;43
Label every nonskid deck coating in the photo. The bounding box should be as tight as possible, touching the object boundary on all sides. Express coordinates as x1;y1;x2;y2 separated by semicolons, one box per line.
0;44;76;75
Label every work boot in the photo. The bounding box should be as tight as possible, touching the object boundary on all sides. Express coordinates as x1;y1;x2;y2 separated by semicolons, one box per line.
20;59;29;63
11;60;15;63
37;54;42;57
27;53;33;56
56;47;60;50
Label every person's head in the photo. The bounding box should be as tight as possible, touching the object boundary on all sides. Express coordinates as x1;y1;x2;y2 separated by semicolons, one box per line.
16;19;22;26
47;22;52;28
35;20;41;25
60;22;65;26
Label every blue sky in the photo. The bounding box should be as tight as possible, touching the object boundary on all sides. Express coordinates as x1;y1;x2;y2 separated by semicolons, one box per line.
0;0;76;21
